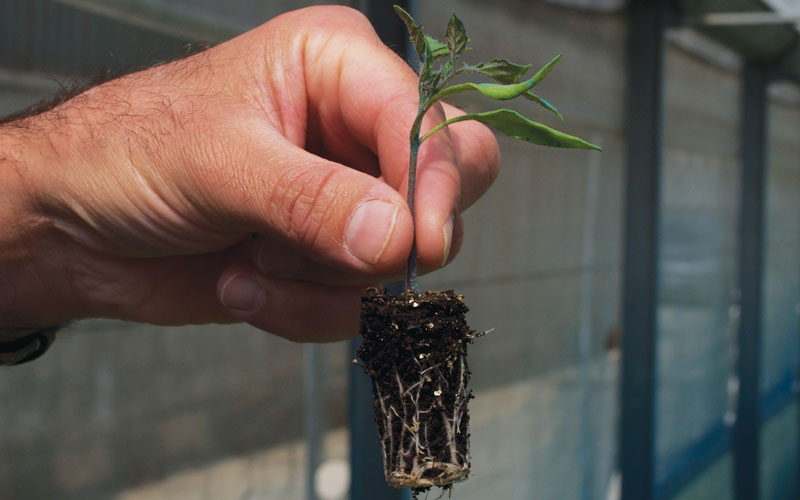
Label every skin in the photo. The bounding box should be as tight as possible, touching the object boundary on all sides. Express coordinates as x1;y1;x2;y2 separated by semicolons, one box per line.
0;6;500;342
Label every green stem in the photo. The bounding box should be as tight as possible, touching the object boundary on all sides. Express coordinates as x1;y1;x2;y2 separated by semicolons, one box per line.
419;114;472;143
437;66;478;91
405;133;421;292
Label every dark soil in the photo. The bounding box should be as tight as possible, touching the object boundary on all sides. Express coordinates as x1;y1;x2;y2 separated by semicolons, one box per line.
357;287;476;495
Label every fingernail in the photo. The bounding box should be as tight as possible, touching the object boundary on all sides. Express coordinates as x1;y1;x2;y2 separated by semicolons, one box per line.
442;214;454;267
220;274;266;312
345;200;399;264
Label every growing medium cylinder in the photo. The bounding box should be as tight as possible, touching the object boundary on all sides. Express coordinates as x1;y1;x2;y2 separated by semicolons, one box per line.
357;288;475;491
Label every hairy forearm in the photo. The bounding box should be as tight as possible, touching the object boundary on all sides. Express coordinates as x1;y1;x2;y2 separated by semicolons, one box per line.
0;113;89;328
0;39;249;329
0;59;194;327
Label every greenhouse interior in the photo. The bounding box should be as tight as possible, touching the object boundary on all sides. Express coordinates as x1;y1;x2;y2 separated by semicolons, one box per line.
0;0;798;499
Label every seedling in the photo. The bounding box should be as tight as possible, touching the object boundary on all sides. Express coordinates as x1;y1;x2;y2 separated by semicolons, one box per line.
357;6;600;497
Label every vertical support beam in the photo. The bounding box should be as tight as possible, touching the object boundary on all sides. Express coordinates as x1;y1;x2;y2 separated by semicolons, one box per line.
350;290;408;500
358;0;412;51
620;1;667;499
349;340;402;500
304;344;322;500
350;4;412;500
734;62;768;500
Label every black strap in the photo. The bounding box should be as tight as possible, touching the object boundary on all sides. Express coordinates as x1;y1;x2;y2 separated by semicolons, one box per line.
0;327;59;366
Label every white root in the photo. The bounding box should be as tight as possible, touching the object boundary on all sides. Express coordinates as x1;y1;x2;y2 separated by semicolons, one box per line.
374;349;471;489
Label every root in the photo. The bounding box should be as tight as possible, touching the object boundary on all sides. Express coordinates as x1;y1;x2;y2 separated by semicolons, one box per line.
358;288;476;493
377;354;470;489
387;461;470;488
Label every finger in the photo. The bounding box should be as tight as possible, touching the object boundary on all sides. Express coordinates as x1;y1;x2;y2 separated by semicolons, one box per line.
329;69;464;271
441;106;501;211
70;248;240;325
420;212;464;272
176;123;413;276
411;104;462;269
217;262;368;342
249;225;463;287
250;235;398;285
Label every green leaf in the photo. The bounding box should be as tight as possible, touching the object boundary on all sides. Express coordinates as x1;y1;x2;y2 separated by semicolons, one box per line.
426;36;449;60
421;109;602;150
445;12;469;59
420;67;441;91
394;5;426;61
522;92;564;121
441;59;453;77
475;59;531;84
532;54;562;86
430;74;537;103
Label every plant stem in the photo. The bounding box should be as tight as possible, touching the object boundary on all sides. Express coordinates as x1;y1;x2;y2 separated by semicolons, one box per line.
405;134;420;292
419;114;471;143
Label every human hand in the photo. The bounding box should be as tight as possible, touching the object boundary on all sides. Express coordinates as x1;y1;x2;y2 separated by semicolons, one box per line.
0;6;499;341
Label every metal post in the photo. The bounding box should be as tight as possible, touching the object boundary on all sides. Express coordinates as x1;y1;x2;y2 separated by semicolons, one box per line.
358;0;413;52
620;1;667;499
350;4;412;500
304;344;322;500
349;286;408;500
733;62;769;500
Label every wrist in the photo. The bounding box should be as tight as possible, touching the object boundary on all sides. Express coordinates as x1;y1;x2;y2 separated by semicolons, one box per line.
0;121;89;328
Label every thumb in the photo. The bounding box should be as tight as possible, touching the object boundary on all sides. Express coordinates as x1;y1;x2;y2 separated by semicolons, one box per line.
184;132;413;274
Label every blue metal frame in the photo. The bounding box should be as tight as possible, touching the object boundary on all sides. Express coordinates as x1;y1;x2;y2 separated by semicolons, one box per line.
304;345;323;500
349;285;411;500
655;422;730;500
349;339;409;500
349;3;412;498
733;61;769;500
620;1;668;499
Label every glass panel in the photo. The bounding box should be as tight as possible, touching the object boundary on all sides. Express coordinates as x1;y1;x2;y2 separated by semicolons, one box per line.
759;83;800;500
416;2;625;498
655;42;740;488
760;403;799;500
760;85;800;398
673;453;733;500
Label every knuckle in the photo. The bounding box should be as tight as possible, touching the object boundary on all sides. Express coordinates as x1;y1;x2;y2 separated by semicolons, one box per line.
319;5;373;30
300;5;375;37
275;166;341;248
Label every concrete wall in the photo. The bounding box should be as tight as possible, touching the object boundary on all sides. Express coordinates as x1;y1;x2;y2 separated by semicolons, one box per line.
0;319;350;499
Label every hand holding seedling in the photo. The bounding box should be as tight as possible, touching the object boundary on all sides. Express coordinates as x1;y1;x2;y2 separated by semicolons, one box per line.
0;6;500;341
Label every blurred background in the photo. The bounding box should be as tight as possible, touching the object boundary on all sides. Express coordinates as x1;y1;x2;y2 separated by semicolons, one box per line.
0;0;798;499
